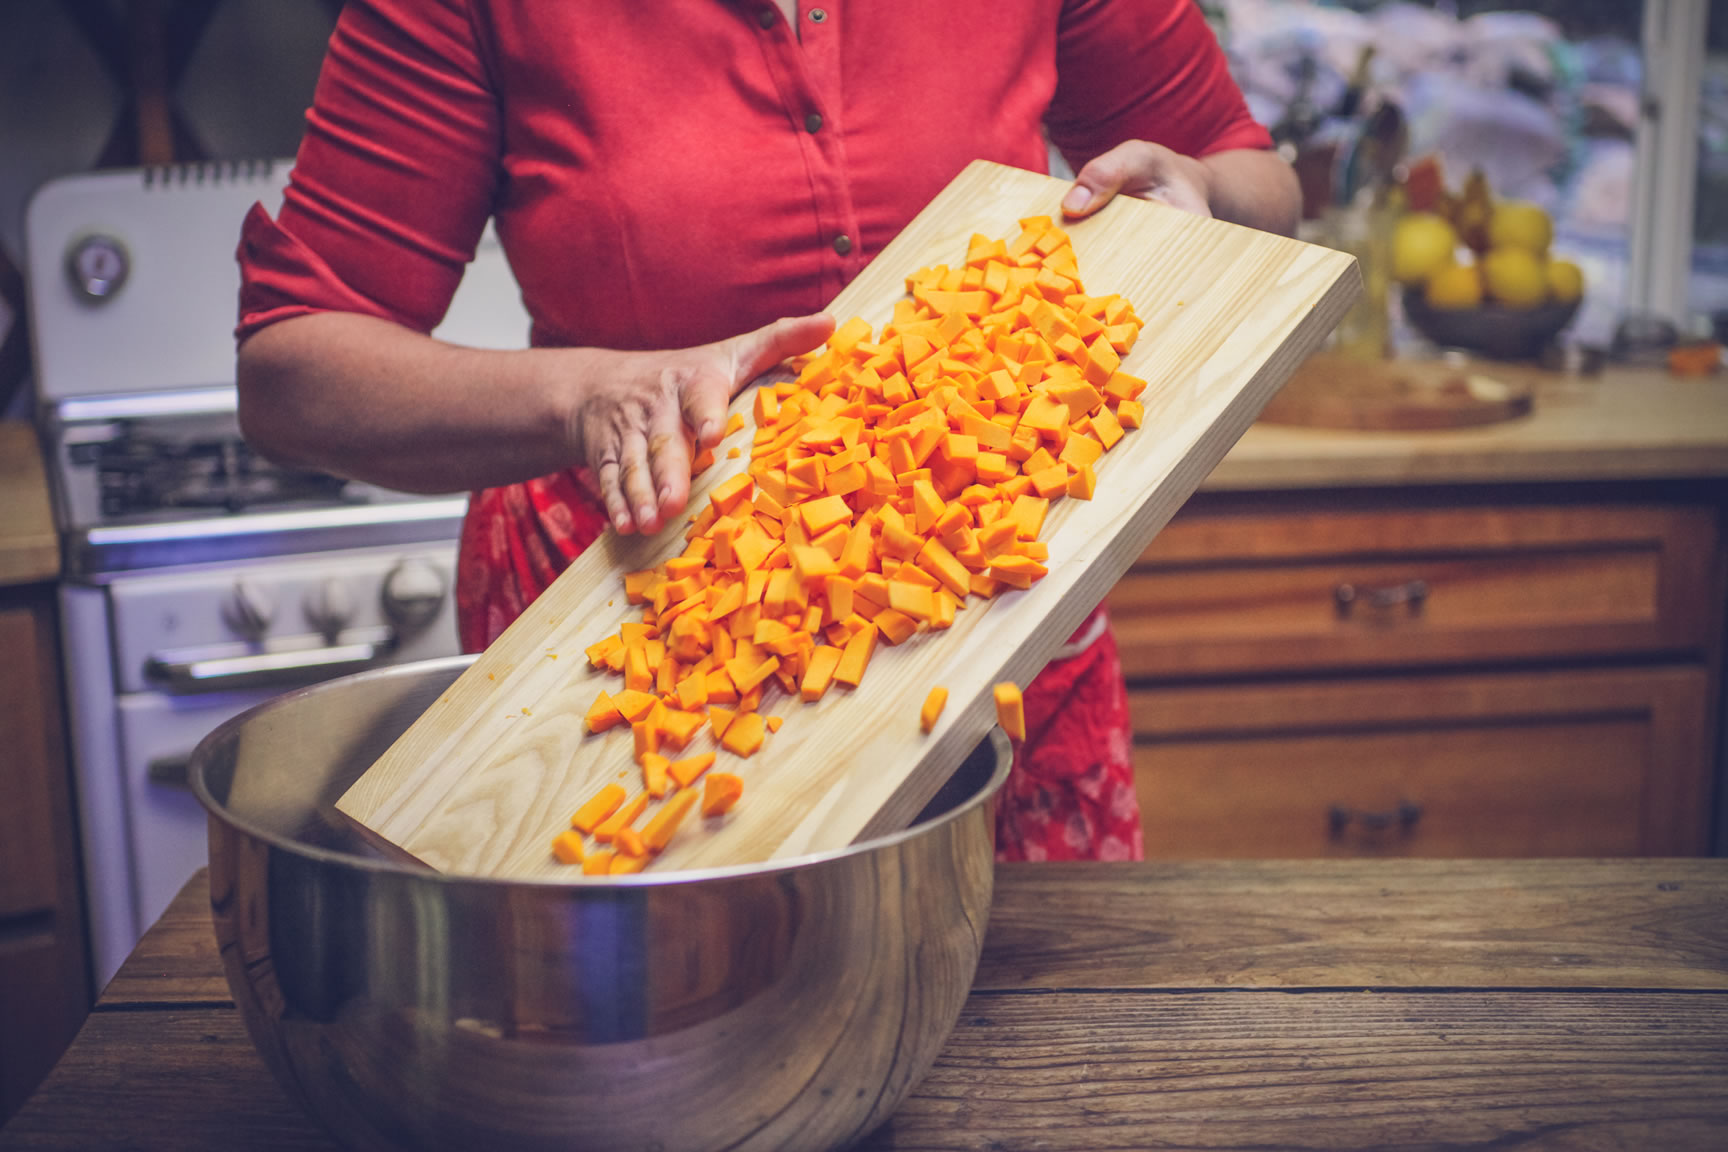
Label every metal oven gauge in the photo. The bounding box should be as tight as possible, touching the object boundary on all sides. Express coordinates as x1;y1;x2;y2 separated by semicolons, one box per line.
66;233;131;302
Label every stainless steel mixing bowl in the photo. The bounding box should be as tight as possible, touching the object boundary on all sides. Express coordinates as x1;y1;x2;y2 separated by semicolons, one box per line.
190;655;1009;1152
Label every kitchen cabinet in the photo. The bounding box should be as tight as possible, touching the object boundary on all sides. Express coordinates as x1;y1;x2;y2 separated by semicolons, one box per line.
1102;359;1728;860
1110;483;1724;859
0;424;89;1125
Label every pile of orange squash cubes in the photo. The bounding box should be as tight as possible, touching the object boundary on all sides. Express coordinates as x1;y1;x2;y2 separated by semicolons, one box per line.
554;215;1148;873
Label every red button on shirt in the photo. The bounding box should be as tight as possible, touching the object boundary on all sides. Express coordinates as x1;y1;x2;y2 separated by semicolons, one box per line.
236;0;1270;862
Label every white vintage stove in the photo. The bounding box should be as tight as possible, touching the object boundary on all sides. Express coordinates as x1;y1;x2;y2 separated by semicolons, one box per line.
24;160;530;988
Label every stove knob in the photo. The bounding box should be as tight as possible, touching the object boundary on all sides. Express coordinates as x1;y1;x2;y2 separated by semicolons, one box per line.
305;578;355;639
224;579;276;641
67;234;131;301
382;559;447;632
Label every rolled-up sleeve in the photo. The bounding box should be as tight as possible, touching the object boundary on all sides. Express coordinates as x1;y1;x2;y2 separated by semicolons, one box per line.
1045;0;1271;171
236;0;501;342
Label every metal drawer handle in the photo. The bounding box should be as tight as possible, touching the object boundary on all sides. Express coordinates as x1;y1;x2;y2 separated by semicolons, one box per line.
147;756;191;791
144;625;397;693
1329;802;1424;837
1334;579;1428;617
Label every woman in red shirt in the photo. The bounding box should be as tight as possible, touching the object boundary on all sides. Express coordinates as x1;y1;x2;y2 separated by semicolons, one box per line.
237;0;1298;862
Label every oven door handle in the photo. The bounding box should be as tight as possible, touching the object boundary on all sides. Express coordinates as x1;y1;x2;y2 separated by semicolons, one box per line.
144;626;398;693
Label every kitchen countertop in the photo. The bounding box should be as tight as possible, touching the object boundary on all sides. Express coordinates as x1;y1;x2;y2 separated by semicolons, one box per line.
1207;362;1728;491
4;859;1725;1150
0;422;58;587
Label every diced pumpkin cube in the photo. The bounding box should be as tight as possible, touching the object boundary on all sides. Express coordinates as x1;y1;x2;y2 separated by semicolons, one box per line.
721;711;768;757
797;493;851;536
669;751;716;790
993;682;1026;741
643;753;672;798
586;690;626;734
571;783;626;833
1059;432;1104;471
593;792;650;843
708;473;755;516
702;772;745;817
585;634;624;668
800;644;844;701
873;608;919;645
1028;463;1070;499
623;570;659;604
887;580;937;623
1006;494;1049;540
791;544;838;586
833;624;878;687
613;689;660;723
551;829;586;865
915;680;951;729
641;788;700;853
659;707;707;750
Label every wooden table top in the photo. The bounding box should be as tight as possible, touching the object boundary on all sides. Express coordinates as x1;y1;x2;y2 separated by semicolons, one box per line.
4;859;1726;1151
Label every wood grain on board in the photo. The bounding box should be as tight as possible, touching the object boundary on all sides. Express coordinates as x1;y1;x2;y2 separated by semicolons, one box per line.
335;160;1361;878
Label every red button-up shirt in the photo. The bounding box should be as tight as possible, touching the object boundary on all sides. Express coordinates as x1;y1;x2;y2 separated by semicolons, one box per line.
237;0;1269;862
238;0;1267;351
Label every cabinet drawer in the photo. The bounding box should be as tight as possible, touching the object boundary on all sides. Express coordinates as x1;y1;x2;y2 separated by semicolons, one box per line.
0;607;59;919
1109;504;1720;678
1130;666;1712;859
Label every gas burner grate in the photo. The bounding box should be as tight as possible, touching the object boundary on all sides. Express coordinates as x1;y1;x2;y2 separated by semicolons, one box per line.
88;431;353;517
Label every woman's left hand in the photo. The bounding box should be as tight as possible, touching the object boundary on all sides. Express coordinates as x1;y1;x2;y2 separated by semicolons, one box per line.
1060;140;1213;221
1058;139;1303;238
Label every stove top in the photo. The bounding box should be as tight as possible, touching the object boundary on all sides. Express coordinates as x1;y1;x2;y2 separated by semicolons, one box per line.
24;161;532;576
88;426;353;518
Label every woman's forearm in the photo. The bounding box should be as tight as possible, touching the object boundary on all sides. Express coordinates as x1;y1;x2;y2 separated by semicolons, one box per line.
238;312;584;494
1198;148;1304;238
236;309;834;533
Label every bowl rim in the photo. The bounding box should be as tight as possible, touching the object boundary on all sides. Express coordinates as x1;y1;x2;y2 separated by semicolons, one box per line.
190;654;1014;890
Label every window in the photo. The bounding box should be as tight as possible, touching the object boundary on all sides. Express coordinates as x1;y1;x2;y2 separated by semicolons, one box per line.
1213;0;1650;347
1691;1;1728;338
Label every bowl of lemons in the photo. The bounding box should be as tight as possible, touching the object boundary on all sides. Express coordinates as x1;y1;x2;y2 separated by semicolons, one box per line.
1393;174;1584;361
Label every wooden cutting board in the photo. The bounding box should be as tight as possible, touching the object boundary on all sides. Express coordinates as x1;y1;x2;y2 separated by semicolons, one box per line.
1259;353;1535;431
336;160;1361;878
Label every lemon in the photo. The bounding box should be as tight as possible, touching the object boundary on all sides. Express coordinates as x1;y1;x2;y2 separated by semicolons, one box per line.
1481;246;1548;309
1424;261;1484;311
1487;200;1553;255
1391;212;1459;286
1546;258;1584;304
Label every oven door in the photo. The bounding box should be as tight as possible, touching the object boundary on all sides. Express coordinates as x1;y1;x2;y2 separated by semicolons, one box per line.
62;540;461;988
114;689;275;947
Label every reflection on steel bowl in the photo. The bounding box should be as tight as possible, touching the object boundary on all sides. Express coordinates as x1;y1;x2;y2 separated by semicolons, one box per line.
191;655;1010;1152
1403;287;1581;361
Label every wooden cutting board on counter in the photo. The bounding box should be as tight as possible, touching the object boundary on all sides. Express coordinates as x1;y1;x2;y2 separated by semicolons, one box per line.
1260;353;1535;431
336;160;1361;878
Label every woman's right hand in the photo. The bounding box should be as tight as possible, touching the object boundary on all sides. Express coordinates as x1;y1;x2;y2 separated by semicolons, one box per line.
569;312;835;535
238;308;835;518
